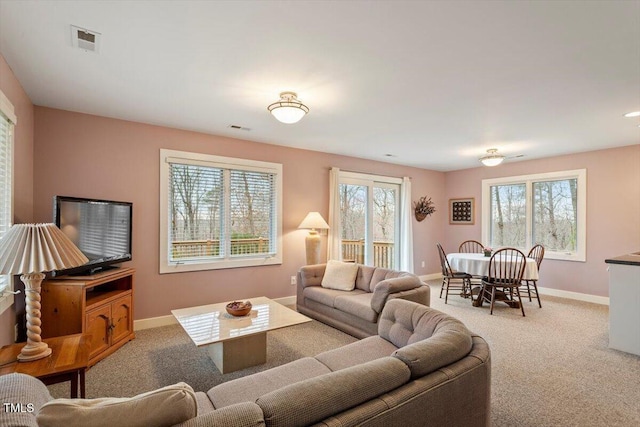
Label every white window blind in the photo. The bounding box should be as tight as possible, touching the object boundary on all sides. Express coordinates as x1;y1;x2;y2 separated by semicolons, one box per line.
160;149;282;273
0;90;15;312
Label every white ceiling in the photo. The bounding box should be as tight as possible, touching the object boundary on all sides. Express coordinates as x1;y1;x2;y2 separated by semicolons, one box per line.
1;0;638;171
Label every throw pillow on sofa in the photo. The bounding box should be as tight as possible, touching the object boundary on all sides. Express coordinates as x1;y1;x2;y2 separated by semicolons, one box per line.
36;382;197;427
321;260;358;291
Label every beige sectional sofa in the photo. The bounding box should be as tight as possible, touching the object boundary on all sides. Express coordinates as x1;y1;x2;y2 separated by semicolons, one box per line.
296;261;431;338
1;299;490;427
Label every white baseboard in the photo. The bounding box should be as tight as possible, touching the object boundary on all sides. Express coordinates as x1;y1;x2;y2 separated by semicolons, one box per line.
419;273;442;282
537;286;609;306
274;295;296;307
420;273;609;306
134;315;177;331
133;295;298;331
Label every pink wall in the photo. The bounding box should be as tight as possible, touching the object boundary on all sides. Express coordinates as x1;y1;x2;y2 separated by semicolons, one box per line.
33;107;446;320
0;54;35;345
445;145;640;297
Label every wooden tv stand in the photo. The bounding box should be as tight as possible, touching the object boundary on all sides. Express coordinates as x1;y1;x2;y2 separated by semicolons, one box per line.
41;267;135;367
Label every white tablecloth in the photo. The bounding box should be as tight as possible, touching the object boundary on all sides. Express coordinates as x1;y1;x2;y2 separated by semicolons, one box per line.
446;252;539;280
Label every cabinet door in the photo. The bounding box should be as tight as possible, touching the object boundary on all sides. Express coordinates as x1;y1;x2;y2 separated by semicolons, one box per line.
110;294;133;345
86;305;111;360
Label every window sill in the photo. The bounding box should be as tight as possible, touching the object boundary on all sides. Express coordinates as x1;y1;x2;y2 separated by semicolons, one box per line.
545;252;586;262
0;293;14;315
160;256;282;274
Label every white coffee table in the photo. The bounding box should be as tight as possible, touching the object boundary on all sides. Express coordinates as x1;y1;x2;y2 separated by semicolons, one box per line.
172;296;311;374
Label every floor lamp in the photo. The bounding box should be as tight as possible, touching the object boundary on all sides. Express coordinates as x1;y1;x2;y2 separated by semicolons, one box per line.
0;223;88;361
298;212;330;265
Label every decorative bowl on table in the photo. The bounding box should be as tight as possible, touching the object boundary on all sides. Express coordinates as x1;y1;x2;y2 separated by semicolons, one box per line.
225;301;252;317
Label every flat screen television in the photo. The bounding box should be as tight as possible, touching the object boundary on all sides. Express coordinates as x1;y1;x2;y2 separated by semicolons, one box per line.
52;196;133;276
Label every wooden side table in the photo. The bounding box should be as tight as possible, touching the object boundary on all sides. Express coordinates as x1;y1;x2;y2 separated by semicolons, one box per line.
0;334;89;398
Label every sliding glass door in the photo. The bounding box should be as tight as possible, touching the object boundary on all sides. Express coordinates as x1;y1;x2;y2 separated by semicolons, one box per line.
339;173;400;269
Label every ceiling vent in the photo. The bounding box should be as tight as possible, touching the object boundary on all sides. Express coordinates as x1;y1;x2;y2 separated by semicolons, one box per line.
70;25;101;53
227;125;251;131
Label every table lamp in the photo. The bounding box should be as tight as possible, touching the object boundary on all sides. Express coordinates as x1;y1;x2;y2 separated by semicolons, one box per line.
298;212;330;265
0;223;88;361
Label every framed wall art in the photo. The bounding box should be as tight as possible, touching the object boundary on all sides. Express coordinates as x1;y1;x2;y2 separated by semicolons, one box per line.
449;198;475;225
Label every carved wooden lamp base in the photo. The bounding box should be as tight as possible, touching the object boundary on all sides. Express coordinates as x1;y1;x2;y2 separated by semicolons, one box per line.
18;273;51;362
17;343;52;361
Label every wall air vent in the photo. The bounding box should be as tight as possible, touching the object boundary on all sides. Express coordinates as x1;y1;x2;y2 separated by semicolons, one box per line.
70;25;101;53
227;125;251;131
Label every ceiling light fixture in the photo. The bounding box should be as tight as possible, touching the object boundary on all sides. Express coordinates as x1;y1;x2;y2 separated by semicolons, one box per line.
479;149;505;167
623;111;640;118
268;92;309;124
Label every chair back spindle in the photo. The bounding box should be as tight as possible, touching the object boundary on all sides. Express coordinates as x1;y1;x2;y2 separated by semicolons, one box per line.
522;244;544;308
481;247;528;316
459;240;485;253
436;243;472;304
437;243;453;277
528;244;545;269
488;248;526;286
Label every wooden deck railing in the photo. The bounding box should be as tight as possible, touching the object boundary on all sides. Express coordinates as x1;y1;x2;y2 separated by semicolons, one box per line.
172;238;394;269
172;238;269;258
341;239;395;269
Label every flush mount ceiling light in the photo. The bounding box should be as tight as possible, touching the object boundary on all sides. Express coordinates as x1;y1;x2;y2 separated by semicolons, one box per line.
624;111;640;127
479;149;505;167
267;92;309;124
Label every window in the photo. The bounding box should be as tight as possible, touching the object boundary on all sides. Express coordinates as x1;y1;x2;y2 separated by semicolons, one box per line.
160;149;282;273
0;89;16;314
338;171;401;269
482;169;586;261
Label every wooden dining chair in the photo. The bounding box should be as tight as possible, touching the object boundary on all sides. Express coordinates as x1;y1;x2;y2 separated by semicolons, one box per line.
520;244;544;308
458;240;485;253
480;247;527;316
437;243;472;304
458;240;485;287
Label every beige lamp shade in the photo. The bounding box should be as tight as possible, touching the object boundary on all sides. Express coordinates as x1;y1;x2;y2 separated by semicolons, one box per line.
298;212;330;231
0;223;89;362
0;223;89;274
298;212;329;265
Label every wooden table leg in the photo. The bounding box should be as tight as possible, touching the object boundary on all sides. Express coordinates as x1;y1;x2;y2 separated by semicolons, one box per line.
79;369;86;398
472;286;485;307
70;372;78;398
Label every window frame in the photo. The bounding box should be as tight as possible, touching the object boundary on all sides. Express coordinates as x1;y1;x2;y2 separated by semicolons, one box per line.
159;149;282;273
0;89;16;314
481;169;587;262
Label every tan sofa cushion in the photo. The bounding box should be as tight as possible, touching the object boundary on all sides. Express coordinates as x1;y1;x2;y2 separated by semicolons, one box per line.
321;260;358;290
208;357;331;409
370;275;423;313
36;382;197;427
354;265;376;291
367;267;396;291
314;335;398;371
255;357;410;427
173;402;265;427
0;373;52;427
334;293;377;322
303;286;367;308
378;299;473;379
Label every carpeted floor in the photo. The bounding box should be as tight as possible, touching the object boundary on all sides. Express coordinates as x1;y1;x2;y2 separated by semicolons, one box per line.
48;317;357;398
427;280;640;427
48;282;640;426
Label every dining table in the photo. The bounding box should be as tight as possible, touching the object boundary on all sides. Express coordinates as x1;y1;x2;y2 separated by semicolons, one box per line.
446;252;539;308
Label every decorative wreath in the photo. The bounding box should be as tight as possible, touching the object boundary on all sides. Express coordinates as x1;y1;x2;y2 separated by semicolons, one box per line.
413;196;436;222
